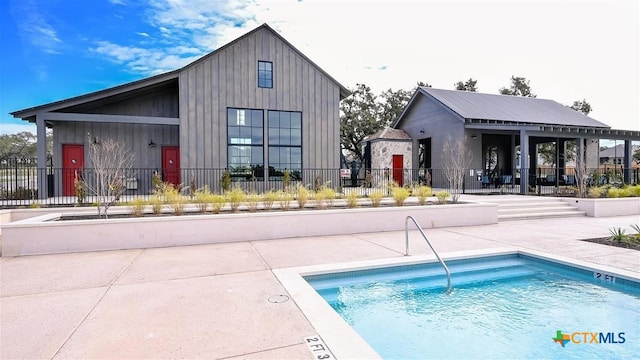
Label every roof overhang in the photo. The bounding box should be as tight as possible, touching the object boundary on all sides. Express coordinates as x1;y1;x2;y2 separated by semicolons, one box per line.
465;120;640;141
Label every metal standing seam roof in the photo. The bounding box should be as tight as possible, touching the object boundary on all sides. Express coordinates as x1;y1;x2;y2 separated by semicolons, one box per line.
419;87;611;128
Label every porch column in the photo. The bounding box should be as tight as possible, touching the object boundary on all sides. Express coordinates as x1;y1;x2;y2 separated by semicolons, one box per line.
519;129;529;194
624;140;632;184
36;114;48;199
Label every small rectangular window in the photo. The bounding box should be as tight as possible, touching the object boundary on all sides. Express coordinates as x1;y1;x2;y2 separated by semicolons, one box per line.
258;61;273;88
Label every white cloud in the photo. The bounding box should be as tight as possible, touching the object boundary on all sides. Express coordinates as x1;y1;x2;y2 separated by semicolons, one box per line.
137;32;150;37
109;0;126;5
88;0;638;131
12;0;62;55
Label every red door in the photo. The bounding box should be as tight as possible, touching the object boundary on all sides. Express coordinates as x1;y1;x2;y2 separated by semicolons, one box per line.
392;154;403;187
62;144;84;196
162;146;180;186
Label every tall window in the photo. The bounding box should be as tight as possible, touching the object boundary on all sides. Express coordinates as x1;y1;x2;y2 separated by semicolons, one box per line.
258;61;273;88
227;108;264;179
268;111;302;178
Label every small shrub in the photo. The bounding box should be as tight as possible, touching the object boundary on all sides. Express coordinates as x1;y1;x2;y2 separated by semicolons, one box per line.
129;197;147;217
29;202;42;209
607;187;624;198
413;185;432;205
263;190;278;210
609;227;626;243
296;184;310;209
166;188;187;216
74;176;86;205
630;185;640;197
220;170;232;193
391;186;410;206
369;189;384;207
321;187;336;207
346;191;359;208
152;171;162;192
211;194;226;214
246;192;260;212
313;189;327;209
227;187;246;212
193;187;213;213
587;186;604;198
435;191;450;204
149;195;163;215
278;190;293;210
283;169;291;192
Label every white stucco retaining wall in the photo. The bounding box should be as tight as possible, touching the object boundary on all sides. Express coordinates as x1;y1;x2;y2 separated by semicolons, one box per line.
564;197;640;217
2;202;497;257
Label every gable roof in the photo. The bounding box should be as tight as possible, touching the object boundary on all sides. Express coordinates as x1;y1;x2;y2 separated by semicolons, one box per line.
599;144;639;158
394;87;610;129
12;23;350;120
366;127;411;141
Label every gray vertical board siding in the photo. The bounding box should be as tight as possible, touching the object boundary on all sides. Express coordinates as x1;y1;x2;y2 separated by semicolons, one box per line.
178;27;341;170
397;94;465;169
51;121;177;195
61;85;179;118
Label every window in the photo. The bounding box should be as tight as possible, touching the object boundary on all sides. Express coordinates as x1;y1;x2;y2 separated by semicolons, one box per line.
268;111;302;178
227;108;264;179
258;61;273;88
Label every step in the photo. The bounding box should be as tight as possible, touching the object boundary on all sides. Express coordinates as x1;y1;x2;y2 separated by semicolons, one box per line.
498;210;586;221
498;206;576;214
497;202;570;209
316;265;540;301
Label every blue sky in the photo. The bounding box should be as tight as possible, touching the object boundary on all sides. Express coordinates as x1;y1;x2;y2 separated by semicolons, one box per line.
1;0;639;137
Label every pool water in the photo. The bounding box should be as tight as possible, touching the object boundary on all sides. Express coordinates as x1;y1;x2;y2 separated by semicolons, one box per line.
306;255;640;359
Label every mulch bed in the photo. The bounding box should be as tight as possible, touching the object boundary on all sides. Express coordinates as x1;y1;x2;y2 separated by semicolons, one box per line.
580;237;640;250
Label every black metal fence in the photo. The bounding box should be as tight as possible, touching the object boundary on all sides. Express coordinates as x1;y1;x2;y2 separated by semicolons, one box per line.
1;159;639;208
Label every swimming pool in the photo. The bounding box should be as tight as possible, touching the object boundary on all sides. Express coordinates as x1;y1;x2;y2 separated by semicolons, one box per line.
274;249;640;359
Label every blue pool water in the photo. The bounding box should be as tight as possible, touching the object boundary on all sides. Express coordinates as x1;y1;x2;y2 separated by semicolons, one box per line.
306;255;640;359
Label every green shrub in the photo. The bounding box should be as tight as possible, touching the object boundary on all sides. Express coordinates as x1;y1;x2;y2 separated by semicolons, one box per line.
435;191;450;204
283;169;291;192
607;187;624;198
211;194;226;214
630;185;640;197
316;186;336;209
369;189;384;207
346;191;359;208
413;185;432;205
129;197;147;217
313;189;327;209
193;187;213;213
149;195;163;215
220;170;232;193
391;186;410;206
296;184;310;209
278;190;293;210
262;190;278;210
227;187;246;212
609;227;626;243
588;186;604;198
164;185;187;215
246;192;260;212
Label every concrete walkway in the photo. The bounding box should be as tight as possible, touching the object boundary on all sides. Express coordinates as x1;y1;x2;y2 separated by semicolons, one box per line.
1;214;639;359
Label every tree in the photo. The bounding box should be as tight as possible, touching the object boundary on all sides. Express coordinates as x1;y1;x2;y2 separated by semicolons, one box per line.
570;99;592;115
499;76;536;97
340;83;381;160
379;88;412;127
85;137;135;218
574;141;589;198
442;135;472;203
454;78;478;92
416;81;432;89
633;147;640;165
0;132;36;161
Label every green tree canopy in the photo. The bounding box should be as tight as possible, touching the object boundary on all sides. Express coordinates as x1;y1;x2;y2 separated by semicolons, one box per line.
379;88;412;127
340;83;381;160
454;78;478;92
0;132;37;161
499;76;536;97
570;99;592;115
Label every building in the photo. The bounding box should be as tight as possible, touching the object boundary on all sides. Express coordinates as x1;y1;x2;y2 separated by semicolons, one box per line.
11;24;349;198
599;144;640;166
383;87;640;193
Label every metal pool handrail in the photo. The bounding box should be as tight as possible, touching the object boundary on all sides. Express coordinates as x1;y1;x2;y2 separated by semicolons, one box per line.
405;215;452;293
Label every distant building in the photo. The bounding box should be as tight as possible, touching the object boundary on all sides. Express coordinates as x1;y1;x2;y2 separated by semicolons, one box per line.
599;144;640;166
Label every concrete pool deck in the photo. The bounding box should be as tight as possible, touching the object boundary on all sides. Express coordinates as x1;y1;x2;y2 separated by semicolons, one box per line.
1;205;639;359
